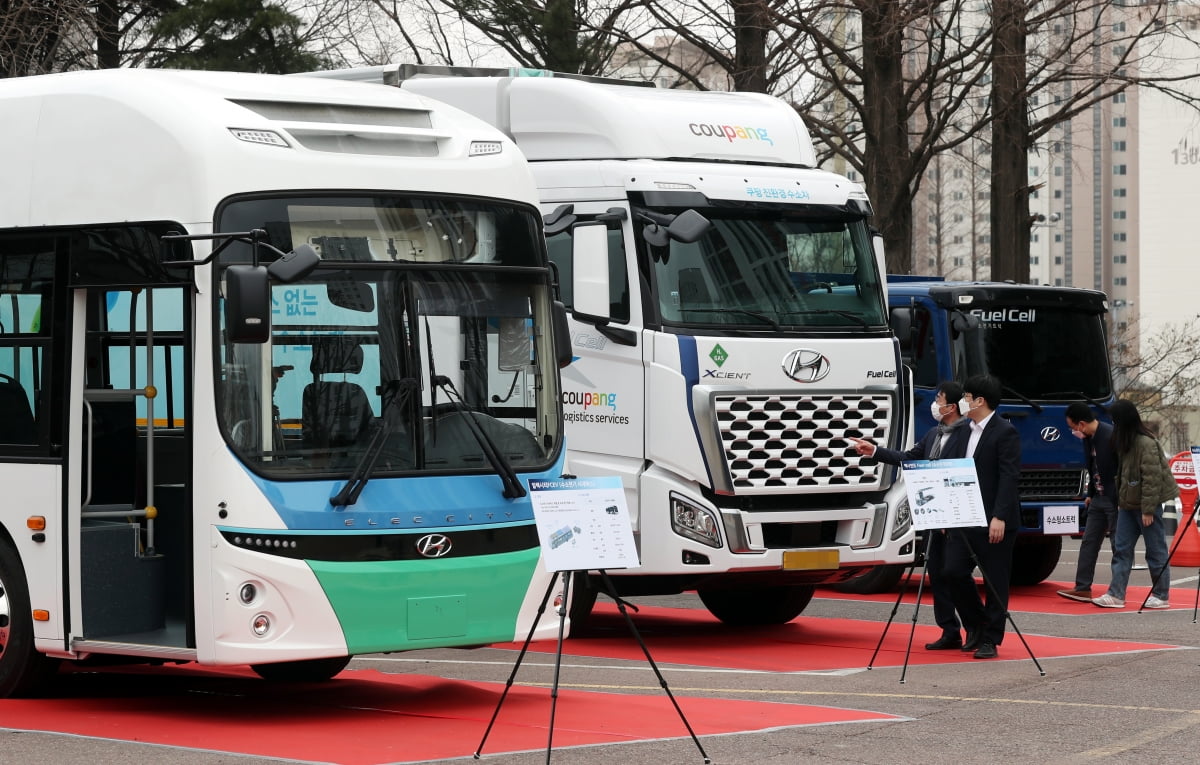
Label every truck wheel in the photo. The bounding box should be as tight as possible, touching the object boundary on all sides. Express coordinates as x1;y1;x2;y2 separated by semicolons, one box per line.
566;571;598;630
698;584;815;626
250;655;351;682
0;537;58;697
1010;535;1063;586
833;564;906;594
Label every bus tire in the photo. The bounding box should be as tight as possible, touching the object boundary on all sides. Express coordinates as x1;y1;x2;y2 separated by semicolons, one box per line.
698;584;815;626
0;537;58;697
833;564;906;594
1010;535;1063;586
250;655;351;683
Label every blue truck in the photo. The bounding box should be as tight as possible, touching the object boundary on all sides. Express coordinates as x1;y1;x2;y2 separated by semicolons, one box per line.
841;278;1114;592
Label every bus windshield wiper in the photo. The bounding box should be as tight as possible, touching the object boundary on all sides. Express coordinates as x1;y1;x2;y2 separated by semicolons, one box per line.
682;307;780;330
781;309;869;328
430;375;527;499
330;378;418;507
1000;384;1044;414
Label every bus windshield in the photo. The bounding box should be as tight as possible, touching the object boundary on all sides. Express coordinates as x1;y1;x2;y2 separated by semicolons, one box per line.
644;209;886;331
214;195;560;479
956;305;1112;401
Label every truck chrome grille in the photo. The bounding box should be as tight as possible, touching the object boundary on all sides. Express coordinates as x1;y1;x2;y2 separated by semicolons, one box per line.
714;393;892;492
1019;469;1086;500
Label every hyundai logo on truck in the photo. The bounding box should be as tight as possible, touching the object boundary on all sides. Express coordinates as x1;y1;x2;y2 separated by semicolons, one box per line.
782;349;831;383
1041;426;1062;442
415;534;453;558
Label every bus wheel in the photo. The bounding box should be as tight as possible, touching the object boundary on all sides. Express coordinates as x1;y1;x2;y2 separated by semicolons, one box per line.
250;656;352;682
1010;535;1063;586
833;564;905;594
0;538;58;697
698;584;815;626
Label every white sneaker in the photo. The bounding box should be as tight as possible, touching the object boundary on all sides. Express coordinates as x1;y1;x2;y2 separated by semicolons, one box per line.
1093;593;1125;608
1145;595;1170;609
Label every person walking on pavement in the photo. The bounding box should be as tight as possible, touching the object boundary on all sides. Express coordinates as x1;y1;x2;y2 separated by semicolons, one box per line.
1092;399;1177;610
1057;402;1118;603
941;374;1021;659
849;381;970;650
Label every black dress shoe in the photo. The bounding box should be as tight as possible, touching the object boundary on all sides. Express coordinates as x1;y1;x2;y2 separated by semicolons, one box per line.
973;642;998;659
924;633;963;650
961;629;982;652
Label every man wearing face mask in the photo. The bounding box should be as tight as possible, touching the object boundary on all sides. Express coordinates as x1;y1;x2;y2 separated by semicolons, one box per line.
1057;403;1117;602
941;374;1021;659
849;380;970;650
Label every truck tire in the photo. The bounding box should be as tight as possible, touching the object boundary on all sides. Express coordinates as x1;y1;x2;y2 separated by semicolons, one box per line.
566;571;598;630
697;584;815;626
0;537;58;697
250;655;351;682
833;564;906;594
1010;535;1063;586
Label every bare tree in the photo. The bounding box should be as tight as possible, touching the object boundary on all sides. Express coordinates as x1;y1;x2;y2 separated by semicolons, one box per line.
0;0;91;76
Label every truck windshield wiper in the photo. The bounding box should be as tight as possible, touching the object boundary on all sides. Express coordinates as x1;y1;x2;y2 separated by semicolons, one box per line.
781;309;870;328
682;307;780;330
330;378;418;507
430;374;526;499
1000;384;1044;414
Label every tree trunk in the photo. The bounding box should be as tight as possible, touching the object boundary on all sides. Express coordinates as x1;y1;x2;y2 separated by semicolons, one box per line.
859;4;914;274
989;0;1031;283
731;0;768;93
95;0;121;69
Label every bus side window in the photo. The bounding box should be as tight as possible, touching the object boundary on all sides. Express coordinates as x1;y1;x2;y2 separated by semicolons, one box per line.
0;239;57;451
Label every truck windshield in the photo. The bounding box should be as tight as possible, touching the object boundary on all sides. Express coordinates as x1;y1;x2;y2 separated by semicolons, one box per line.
644;210;886;331
956;305;1111;401
213;194;560;479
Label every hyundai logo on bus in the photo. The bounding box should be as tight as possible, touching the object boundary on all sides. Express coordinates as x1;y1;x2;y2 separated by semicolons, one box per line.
782;349;831;383
415;533;453;558
1041;426;1062;442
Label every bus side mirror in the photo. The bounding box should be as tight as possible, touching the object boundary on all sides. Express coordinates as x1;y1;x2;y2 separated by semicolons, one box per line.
224;265;271;344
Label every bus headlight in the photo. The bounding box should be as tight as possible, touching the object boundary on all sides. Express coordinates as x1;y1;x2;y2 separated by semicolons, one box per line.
892;497;912;540
670;495;722;548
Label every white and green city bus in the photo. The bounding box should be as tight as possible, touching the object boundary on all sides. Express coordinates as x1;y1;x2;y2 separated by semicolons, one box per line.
0;69;568;696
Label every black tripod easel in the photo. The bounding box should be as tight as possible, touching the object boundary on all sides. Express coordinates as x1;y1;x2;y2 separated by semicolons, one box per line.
474;568;711;764
1138;494;1200;618
868;524;1045;680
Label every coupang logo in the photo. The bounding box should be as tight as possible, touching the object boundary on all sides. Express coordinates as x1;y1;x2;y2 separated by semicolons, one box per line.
562;390;630;425
689;121;775;147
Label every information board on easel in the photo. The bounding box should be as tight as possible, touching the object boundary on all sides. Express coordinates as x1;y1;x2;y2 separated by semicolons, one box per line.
528;476;640;572
901;457;988;530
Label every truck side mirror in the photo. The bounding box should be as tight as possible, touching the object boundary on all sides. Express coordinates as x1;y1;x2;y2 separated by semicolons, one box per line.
571;223;611;320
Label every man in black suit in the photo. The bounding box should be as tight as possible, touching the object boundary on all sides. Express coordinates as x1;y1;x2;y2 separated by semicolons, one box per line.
849;380;970;650
942;373;1021;660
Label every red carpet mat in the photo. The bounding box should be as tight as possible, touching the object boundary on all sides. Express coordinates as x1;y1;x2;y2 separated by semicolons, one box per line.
0;665;897;764
496;602;1181;672
816;577;1193;615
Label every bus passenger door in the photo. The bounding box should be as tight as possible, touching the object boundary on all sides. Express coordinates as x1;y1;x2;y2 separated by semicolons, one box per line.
70;281;192;650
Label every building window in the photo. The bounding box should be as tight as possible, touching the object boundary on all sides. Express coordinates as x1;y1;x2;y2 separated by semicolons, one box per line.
1055;278;1063;286
953;235;964;244
1113;164;1127;175
1055;233;1063;242
1031;233;1040;243
953;256;964;267
1030;189;1040;199
1114;188;1127;197
1113;46;1127;58
1114;232;1127;242
1114;255;1127;264
1114;277;1127;286
953;167;964;178
847;170;859;181
1053;141;1062;152
1029;165;1040;176
1112;91;1126;104
979;235;991;244
1055;256;1063;265
1114;116;1127;127
977;191;991;200
1113;140;1127;151
1114;210;1127;219
1054;190;1063;198
1031;256;1039;265
1054;166;1063;176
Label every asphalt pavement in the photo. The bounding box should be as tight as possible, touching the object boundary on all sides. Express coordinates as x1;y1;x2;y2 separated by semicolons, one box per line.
6;537;1200;765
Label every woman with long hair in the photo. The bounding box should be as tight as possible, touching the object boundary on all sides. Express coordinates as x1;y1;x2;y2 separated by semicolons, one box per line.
1093;399;1178;609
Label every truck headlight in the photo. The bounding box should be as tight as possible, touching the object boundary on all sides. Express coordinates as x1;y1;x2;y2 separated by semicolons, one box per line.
892;497;912;540
670;494;722;548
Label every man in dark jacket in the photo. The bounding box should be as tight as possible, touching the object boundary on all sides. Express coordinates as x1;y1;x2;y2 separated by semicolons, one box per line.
942;374;1021;659
849;380;969;649
1057;402;1117;602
